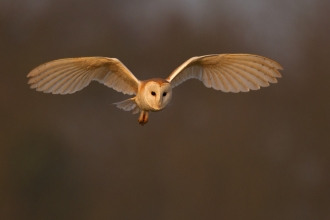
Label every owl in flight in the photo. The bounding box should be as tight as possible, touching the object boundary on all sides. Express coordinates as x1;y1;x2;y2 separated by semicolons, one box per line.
27;54;283;125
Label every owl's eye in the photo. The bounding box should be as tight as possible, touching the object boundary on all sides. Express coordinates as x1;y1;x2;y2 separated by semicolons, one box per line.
151;91;156;96
163;92;167;97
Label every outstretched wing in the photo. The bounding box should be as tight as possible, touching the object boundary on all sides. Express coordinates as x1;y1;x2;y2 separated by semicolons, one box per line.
166;54;283;92
27;57;140;95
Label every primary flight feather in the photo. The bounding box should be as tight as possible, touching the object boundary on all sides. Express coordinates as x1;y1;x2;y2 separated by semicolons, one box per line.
27;54;283;125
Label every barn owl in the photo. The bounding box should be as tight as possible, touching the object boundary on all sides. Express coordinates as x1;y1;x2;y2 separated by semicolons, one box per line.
27;54;283;125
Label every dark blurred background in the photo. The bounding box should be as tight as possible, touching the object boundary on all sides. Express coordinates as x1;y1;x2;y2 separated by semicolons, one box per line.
1;0;330;219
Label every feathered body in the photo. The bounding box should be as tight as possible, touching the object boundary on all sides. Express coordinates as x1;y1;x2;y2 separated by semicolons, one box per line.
27;54;283;125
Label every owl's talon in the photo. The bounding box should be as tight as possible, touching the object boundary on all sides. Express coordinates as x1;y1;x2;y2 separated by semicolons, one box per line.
138;111;149;126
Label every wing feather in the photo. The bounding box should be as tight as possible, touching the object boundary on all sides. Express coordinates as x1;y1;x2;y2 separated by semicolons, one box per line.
210;68;223;91
166;54;282;92
34;66;79;88
211;67;228;91
28;64;73;84
223;66;259;91
27;57;140;95
225;54;283;70
47;69;85;94
220;69;243;93
202;68;212;88
70;71;89;93
216;67;234;92
42;68;82;93
55;69;85;94
227;65;269;87
228;62;271;84
209;69;220;90
113;98;140;114
231;62;278;83
63;69;88;94
73;72;90;93
226;59;281;78
217;68;239;93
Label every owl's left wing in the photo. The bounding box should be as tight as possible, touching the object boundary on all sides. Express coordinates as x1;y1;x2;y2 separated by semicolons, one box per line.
27;57;140;95
166;54;283;92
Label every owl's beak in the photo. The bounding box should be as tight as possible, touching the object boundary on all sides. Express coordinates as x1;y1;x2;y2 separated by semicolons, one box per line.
157;97;163;109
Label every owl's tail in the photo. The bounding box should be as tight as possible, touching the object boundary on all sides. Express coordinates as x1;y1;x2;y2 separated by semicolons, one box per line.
113;98;140;114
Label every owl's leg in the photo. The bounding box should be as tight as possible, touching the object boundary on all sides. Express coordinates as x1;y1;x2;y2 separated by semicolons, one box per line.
138;111;149;126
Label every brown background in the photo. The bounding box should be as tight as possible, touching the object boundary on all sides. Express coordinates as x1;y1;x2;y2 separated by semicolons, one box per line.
1;0;330;219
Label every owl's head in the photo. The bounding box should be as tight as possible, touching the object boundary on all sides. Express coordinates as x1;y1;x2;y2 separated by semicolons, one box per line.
143;79;172;111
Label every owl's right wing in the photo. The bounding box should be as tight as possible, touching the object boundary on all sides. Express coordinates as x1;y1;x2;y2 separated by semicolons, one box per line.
166;54;283;92
27;57;140;95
